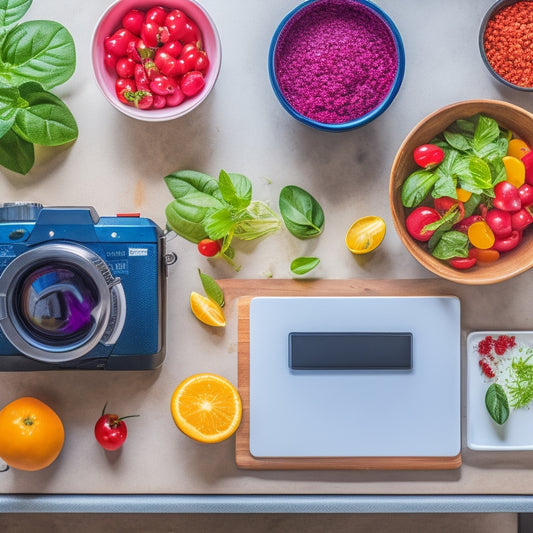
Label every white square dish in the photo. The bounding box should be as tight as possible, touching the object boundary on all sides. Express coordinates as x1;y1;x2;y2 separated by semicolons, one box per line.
467;331;533;451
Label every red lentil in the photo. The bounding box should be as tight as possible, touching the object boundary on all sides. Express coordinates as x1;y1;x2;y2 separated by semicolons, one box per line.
483;0;533;88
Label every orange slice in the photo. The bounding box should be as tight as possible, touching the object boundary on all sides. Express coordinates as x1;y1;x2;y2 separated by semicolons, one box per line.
190;291;225;327
502;155;526;188
170;373;242;443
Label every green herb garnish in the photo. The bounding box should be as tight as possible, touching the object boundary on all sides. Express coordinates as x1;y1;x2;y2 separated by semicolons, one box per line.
290;256;320;276
0;0;78;174
279;185;325;239
485;383;510;425
506;350;533;409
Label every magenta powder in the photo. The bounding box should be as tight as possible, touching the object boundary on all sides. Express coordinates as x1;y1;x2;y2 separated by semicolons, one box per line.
274;0;399;124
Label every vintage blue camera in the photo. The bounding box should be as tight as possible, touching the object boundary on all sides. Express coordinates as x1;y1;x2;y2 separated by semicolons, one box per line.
0;203;169;370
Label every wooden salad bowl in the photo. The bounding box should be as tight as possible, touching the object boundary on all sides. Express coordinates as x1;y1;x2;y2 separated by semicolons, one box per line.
389;99;533;285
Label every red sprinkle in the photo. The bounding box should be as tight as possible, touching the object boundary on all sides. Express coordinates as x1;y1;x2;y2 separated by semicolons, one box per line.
477;335;494;356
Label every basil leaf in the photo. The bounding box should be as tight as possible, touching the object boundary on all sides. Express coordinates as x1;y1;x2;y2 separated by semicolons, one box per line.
476;137;508;162
427;219;455;252
12;82;77;145
489;158;507;189
455;118;476;134
198;269;224;307
279;185;324;239
432;171;457;199
0;0;31;26
443;130;470;152
204;207;235;240
422;205;459;233
218;170;252;210
473;115;500;153
164;170;221;200
0;126;33;173
0;21;75;89
233;201;281;240
400;169;438;208
485;383;510;425
457;156;493;193
290;256;320;276
165;201;208;243
431;230;469;260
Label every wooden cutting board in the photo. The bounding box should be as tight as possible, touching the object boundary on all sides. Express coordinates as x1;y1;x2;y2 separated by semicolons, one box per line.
218;278;462;471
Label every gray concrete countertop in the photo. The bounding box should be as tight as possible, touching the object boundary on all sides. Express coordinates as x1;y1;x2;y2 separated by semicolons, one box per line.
1;0;533;503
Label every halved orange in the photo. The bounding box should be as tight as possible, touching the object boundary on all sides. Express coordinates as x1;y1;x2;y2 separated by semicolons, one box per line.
170;373;242;443
345;216;386;254
190;291;225;327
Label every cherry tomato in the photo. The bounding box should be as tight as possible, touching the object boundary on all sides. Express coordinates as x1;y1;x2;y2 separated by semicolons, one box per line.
511;208;533;231
150;75;178;96
181;46;208;72
181;20;201;45
166;86;185;107
493;181;521;212
518;183;533;207
155;51;185;77
485;208;512;239
449;254;477;270
198;239;221;257
141;21;160;47
94;403;139;451
115;57;135;78
122;9;144;36
405;206;441;242
145;6;167;25
469;248;500;263
413;144;445;169
181;71;205;97
434;196;465;220
522;151;533;185
104;52;117;71
152;94;167;109
492;230;522;252
453;214;484;234
115;77;136;104
159;40;183;58
104;28;136;57
165;9;188;41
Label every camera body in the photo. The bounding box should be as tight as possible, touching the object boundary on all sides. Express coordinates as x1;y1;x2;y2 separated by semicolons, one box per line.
0;204;167;370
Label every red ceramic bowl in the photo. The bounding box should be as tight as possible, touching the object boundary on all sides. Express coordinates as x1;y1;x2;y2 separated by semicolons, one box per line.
91;0;221;121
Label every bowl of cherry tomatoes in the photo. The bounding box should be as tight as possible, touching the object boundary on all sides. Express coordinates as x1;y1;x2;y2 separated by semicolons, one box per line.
390;99;533;285
91;0;221;121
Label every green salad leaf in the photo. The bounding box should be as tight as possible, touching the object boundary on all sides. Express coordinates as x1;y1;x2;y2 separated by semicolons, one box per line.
0;0;77;174
279;185;324;239
198;269;224;308
431;230;469;260
485;383;510;425
290;256;320;276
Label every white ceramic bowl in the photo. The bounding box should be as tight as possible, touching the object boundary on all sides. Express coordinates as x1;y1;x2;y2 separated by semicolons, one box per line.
91;0;221;121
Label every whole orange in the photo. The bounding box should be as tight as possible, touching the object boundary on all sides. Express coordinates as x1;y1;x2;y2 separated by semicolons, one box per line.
0;397;65;471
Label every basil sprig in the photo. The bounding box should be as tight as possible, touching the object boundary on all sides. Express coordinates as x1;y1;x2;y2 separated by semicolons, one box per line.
0;0;77;174
485;383;510;425
279;185;324;239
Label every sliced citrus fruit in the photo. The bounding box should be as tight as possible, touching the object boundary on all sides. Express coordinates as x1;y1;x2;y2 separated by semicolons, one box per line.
502;155;526;188
170;373;242;443
190;291;225;327
345;216;386;254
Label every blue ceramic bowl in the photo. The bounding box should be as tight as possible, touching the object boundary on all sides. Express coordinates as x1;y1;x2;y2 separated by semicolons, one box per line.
268;0;405;131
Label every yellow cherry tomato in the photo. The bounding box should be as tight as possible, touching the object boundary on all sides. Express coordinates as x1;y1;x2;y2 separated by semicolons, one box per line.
456;188;472;203
345;216;386;254
468;220;495;250
502;155;526;188
507;138;531;160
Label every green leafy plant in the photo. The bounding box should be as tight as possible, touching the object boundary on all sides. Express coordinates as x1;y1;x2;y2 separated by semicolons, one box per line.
485;383;509;425
198;269;224;308
0;0;77;174
507;351;533;409
165;169;282;267
279;185;325;239
290;256;320;276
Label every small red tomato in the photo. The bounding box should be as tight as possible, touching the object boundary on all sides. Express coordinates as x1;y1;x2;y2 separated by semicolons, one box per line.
511;208;533;231
150;75;177;96
165;9;188;40
122;9;144;36
198;238;221;257
405;206;441;241
493;181;521;212
145;6;167;25
159;40;183;58
413;144;445;169
115;77;136;104
453;214;484;234
492;230;522;252
104;28;136;57
115;57;135;78
434;196;465;220
94;403;139;451
449;254;477;270
518;183;533;207
485;208;512;239
141;21;160;48
165;86;185;107
181;70;205;97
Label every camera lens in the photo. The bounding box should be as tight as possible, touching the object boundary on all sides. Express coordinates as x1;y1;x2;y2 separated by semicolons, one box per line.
16;263;99;346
